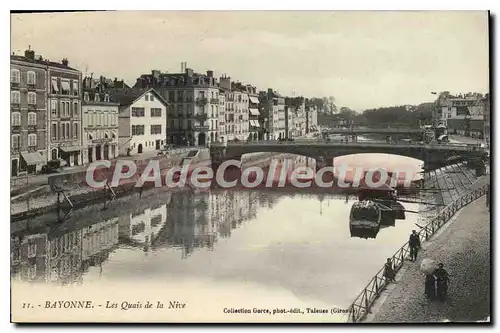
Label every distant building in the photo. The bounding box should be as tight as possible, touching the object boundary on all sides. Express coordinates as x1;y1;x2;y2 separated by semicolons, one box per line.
259;89;286;140
10;49;49;175
134;64;220;147
82;76;120;163
437;92;485;138
109;88;168;156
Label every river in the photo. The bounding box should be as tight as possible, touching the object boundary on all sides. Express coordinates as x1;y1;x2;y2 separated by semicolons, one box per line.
11;152;424;322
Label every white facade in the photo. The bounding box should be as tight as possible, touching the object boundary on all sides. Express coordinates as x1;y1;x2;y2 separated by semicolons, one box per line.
126;204;168;246
118;90;168;156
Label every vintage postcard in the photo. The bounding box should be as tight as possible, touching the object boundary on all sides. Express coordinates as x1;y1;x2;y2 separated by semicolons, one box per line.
10;10;490;323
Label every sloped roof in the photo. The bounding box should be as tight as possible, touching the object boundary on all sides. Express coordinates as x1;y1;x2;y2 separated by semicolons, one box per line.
108;88;169;107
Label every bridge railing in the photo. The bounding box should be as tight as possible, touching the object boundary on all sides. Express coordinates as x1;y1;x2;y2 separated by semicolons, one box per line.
220;141;484;152
342;182;489;323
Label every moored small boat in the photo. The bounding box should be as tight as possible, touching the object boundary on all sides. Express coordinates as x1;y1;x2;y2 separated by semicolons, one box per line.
349;200;382;239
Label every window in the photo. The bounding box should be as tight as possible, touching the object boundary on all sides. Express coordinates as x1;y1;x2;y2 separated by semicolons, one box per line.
73;123;79;138
12;134;20;149
150;125;162;135
28;133;37;147
145;95;149;101
27;71;36;85
150;108;162;117
131;107;145;117
178;91;184;101
94;94;100;102
96;113;101;126
51;123;57;140
104;94;110;102
61;80;70;95
11;69;20;83
60;124;65;139
150;94;154;101
28;92;36;105
104;113;109;126
168;91;174;101
72;80;78;96
73;102;78;116
131;125;145;135
28;112;36;126
11;112;21;126
11;91;20;104
49;100;56;117
84;92;89;102
66;123;70;139
51;78;59;93
90;113;94;126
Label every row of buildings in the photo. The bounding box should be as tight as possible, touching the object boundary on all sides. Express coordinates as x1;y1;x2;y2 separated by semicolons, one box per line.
433;91;490;145
10;50;319;176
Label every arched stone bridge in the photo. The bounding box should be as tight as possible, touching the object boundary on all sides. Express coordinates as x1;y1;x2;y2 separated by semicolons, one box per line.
210;141;487;170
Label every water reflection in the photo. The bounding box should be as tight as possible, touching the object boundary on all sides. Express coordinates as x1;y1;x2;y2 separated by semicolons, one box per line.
11;217;119;285
11;154;420;290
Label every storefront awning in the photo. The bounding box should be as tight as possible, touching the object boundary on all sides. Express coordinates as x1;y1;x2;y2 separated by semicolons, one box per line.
21;151;44;165
249;96;259;104
61;81;71;92
249;108;260;116
60;146;83;153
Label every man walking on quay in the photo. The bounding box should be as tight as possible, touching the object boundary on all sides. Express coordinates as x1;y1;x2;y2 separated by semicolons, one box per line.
409;230;421;262
384;258;396;283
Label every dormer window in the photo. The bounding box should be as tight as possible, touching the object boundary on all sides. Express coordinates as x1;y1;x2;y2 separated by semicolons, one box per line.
104;94;110;102
84;92;89;102
94;94;100;102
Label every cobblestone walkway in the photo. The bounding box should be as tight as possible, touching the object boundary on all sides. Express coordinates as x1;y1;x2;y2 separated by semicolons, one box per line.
370;196;490;323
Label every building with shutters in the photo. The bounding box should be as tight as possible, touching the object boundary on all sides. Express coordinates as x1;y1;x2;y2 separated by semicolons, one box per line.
46;58;83;166
110;88;168;156
10;48;49;176
82;76;121;164
134;64;220;147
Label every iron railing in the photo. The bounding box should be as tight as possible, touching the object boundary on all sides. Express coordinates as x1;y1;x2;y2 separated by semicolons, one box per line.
343;182;489;323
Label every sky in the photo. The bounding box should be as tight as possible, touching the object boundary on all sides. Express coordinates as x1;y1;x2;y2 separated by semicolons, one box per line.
11;11;489;110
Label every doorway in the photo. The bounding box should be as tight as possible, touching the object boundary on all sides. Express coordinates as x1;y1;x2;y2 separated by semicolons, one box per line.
198;133;206;147
96;145;102;160
88;147;93;163
11;159;18;177
155;140;161;150
104;144;109;160
138;143;143;154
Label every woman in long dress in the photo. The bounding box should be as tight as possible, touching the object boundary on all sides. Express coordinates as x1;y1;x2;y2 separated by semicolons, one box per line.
383;258;396;283
425;274;436;299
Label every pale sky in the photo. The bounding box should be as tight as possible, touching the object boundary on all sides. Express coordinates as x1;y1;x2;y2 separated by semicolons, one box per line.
11;11;489;110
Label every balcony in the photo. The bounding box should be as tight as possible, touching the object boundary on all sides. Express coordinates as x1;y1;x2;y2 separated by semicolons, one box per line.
28;125;37;132
10;82;20;89
196;98;208;106
210;98;219;104
27;146;37;152
11;103;20;110
192;113;207;121
28;104;37;111
193;125;210;132
27;84;36;91
11;125;21;133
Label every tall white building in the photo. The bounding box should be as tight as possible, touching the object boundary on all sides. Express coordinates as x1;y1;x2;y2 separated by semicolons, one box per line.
110;88;168;156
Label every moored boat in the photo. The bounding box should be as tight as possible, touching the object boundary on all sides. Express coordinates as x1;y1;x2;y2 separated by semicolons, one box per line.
349;200;382;239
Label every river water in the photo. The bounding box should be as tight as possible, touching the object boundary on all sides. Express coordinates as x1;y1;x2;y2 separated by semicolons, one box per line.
11;152;423;322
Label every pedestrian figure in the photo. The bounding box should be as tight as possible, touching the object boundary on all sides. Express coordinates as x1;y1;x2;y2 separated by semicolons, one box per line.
424;273;436;299
383;258;396;283
409;230;421;261
434;263;449;301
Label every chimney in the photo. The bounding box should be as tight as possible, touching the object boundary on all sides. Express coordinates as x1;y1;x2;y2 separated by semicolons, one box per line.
207;70;214;78
181;62;187;73
24;46;35;60
62;58;69;67
186;68;193;77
